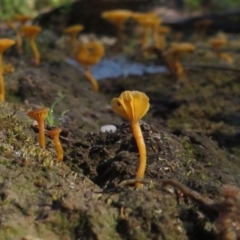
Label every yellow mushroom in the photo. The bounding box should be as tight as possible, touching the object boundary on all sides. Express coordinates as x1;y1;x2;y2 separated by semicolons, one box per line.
0;39;15;102
132;12;161;50
209;37;226;55
76;42;105;92
63;25;84;55
28;108;49;148
164;43;195;78
47;128;64;163
209;37;232;63
14;14;33;24
9;15;33;54
21;25;42;65
101;10;133;49
111;91;150;188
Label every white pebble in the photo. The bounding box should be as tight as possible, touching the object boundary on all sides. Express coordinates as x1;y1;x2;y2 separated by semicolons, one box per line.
100;125;117;133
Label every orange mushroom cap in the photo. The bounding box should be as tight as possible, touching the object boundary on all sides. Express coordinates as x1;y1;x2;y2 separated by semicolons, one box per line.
111;91;150;122
0;39;15;54
28;107;49;122
76;42;105;67
21;25;42;39
132;12;161;28
101;10;133;26
46;128;62;138
63;25;84;37
209;38;226;49
14;15;33;24
168;43;195;55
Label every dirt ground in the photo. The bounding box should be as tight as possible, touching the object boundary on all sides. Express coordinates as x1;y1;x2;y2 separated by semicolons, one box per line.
0;27;240;240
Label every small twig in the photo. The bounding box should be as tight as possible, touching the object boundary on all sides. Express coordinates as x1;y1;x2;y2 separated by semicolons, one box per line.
118;178;150;187
118;178;214;207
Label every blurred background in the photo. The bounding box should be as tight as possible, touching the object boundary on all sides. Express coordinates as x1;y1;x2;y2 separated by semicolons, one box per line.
1;0;240;35
1;0;240;20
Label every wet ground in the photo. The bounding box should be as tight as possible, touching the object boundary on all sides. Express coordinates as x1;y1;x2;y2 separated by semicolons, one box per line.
0;30;240;240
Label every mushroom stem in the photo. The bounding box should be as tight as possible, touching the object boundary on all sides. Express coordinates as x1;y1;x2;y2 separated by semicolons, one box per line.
174;60;184;77
131;121;146;188
38;119;46;148
29;38;40;65
141;28;149;49
156;35;165;50
52;135;63;163
16;30;23;54
85;67;99;92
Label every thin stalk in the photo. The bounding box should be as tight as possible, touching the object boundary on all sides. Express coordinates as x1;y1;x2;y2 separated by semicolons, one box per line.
142;28;149;49
53;136;63;162
30;38;40;65
131;121;146;188
16;30;22;54
85;67;99;92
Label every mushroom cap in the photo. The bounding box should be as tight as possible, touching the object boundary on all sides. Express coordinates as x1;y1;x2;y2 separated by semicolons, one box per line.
132;12;161;28
14;15;33;24
0;38;15;54
168;43;195;55
46;128;62;138
21;25;42;39
111;91;150;122
158;26;171;34
63;25;84;36
209;38;226;48
28;107;49;122
101;10;133;26
76;41;105;66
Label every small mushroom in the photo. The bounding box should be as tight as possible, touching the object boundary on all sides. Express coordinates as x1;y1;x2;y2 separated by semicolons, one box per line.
46;128;63;163
101;10;133;50
0;38;15;101
209;37;226;55
63;25;84;55
28;108;49;148
111;91;150;188
132;12;161;51
21;25;42;65
14;14;33;24
8;15;33;54
164;43;195;78
76;41;105;92
209;37;232;63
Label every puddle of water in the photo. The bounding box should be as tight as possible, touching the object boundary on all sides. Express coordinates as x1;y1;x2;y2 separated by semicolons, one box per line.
66;56;167;80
